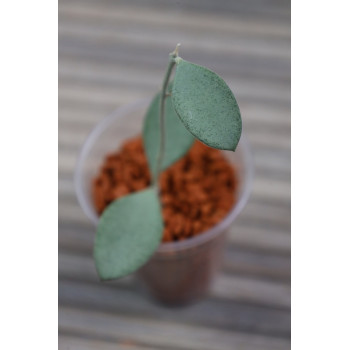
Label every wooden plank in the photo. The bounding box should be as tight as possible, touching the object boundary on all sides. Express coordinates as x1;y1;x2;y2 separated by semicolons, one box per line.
58;251;290;308
59;251;98;283
58;43;290;84
251;178;290;204
59;278;290;337
58;225;290;281
58;251;135;289
213;275;290;308
58;56;291;91
59;335;160;350
58;0;290;346
59;225;94;255
254;149;290;179
58;20;289;61
233;201;290;228
58;306;290;350
58;66;290;106
223;247;290;281
58;86;149;110
59;2;290;39
228;225;290;254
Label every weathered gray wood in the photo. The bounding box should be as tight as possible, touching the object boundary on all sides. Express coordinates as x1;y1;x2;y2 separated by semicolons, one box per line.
59;2;290;39
228;225;290;254
58;0;290;346
59;335;159;350
58;225;290;281
59;0;290;20
58;52;289;91
59;279;290;337
58;35;290;81
58;22;289;62
224;247;290;281
58;251;290;308
59;306;290;350
212;275;290;308
58;56;290;89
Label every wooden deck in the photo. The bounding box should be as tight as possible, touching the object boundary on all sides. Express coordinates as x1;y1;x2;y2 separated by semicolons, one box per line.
58;0;291;349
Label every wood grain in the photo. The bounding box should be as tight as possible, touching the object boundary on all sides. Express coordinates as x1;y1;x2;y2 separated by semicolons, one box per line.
59;306;290;350
58;0;290;348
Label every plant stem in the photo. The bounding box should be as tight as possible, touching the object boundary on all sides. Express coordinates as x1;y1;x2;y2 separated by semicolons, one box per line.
153;45;180;185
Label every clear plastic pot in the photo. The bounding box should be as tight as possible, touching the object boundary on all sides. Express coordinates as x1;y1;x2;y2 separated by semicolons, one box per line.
74;99;254;304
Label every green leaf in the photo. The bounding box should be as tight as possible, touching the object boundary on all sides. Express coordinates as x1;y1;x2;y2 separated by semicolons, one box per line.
172;59;242;151
94;188;163;280
143;84;194;178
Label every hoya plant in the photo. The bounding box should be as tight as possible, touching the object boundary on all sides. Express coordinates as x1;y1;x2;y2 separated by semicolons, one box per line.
94;45;242;280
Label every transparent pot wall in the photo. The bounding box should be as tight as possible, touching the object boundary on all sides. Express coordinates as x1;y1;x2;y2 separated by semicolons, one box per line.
75;99;253;305
138;229;228;304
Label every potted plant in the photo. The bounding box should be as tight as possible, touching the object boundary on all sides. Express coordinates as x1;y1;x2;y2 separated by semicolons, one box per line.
75;45;253;304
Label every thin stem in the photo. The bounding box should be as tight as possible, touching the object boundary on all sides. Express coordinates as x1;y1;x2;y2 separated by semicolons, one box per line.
153;45;180;185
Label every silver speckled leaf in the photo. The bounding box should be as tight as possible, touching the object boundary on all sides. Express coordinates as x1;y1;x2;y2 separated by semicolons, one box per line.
172;59;242;151
94;188;163;280
143;85;194;178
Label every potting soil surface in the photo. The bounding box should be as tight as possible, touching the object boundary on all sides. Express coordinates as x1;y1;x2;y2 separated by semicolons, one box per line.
93;136;237;242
